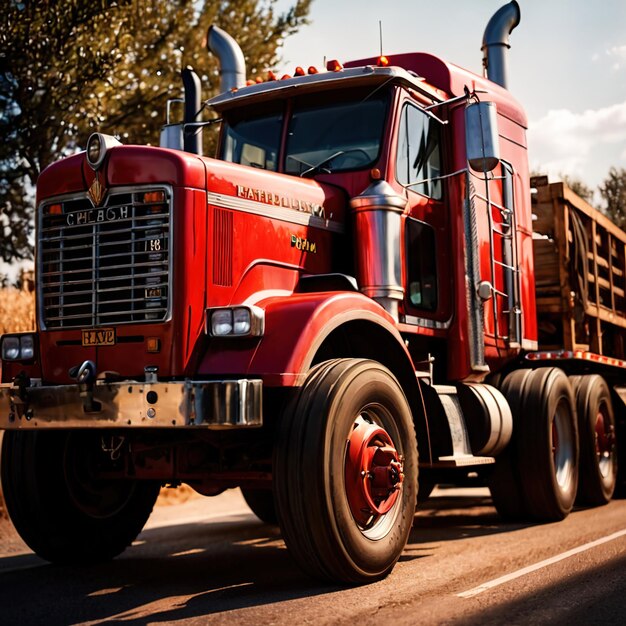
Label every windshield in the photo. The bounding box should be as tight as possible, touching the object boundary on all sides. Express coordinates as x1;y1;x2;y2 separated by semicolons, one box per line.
220;87;390;176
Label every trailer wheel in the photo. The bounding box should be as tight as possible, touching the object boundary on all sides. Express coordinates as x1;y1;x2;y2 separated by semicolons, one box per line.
570;375;617;506
488;369;533;519
241;488;277;525
518;368;579;520
274;359;418;584
1;431;160;564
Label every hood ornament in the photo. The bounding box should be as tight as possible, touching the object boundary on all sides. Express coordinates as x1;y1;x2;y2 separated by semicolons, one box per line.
88;174;105;206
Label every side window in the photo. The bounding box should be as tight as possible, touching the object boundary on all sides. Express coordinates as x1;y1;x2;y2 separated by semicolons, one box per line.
406;218;438;311
396;104;442;199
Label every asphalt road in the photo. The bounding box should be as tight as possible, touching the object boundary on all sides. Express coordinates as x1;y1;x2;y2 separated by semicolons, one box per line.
1;486;626;625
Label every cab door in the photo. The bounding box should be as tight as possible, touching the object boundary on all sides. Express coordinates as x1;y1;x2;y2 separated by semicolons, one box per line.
395;102;452;326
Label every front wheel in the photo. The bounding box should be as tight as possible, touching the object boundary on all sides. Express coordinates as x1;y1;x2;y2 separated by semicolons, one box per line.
274;359;418;584
241;488;278;525
1;431;160;564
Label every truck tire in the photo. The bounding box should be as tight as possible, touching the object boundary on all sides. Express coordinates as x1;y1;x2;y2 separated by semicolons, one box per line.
570;375;617;506
1;430;160;564
241;488;277;525
274;359;418;584
488;369;533;520
518;368;579;520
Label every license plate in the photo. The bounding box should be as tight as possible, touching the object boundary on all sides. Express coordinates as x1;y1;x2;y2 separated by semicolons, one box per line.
82;328;116;347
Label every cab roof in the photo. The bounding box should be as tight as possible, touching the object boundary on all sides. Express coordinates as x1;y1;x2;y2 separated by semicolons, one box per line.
206;64;445;112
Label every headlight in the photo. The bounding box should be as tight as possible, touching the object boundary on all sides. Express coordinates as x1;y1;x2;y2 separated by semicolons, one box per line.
1;336;20;360
86;133;122;170
1;334;36;361
206;306;264;337
211;309;233;336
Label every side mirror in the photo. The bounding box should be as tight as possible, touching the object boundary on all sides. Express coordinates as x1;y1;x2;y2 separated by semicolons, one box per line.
465;101;500;172
159;98;185;151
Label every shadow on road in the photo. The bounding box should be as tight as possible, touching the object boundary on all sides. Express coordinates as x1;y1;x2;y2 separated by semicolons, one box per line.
0;517;341;625
0;490;538;625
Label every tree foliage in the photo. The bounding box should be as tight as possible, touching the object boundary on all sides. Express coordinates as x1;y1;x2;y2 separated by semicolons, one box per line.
560;174;594;205
0;0;311;263
599;167;626;230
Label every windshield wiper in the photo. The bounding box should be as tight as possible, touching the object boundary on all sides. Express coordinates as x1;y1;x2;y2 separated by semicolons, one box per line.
300;151;345;178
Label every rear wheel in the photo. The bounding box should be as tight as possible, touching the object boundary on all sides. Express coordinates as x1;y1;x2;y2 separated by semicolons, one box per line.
570;375;617;506
488;369;533;520
519;368;578;520
1;431;160;564
274;359;418;584
490;368;578;521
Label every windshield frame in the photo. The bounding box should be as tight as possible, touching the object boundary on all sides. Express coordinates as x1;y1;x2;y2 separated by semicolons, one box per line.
218;85;392;177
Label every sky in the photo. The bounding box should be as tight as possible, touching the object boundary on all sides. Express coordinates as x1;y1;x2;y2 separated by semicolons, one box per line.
274;0;626;191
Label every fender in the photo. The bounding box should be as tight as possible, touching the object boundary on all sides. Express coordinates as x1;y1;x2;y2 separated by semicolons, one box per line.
198;291;415;386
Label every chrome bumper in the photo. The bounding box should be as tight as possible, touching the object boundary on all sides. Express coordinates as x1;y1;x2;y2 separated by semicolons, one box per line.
0;379;263;430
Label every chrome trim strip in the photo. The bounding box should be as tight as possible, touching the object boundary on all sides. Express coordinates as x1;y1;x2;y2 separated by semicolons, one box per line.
0;379;263;430
207;191;345;233
401;314;452;330
521;339;538;351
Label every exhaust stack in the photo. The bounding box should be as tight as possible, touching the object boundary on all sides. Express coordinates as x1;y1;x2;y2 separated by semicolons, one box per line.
182;66;202;155
481;0;521;89
207;25;246;93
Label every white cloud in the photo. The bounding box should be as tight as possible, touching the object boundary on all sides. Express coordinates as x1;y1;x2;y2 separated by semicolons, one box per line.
593;45;626;71
528;101;626;186
607;45;626;60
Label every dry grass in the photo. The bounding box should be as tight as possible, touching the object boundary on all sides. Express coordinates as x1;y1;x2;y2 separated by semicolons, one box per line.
0;288;35;334
0;288;35;516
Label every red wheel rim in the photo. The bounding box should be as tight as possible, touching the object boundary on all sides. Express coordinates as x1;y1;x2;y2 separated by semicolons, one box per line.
595;403;615;477
345;418;404;528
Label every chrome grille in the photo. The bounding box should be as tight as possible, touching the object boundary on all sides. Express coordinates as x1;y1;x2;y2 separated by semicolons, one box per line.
39;186;171;329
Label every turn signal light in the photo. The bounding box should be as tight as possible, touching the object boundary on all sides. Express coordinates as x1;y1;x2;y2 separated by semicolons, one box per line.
48;204;62;215
143;191;165;204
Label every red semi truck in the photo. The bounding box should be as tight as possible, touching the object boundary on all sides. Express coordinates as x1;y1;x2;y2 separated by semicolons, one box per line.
0;1;623;583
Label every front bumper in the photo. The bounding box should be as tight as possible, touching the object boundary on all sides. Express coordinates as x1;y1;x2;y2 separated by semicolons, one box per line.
0;379;263;430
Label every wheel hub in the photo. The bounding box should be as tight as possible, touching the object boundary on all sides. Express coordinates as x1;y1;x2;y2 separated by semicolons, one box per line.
345;418;404;527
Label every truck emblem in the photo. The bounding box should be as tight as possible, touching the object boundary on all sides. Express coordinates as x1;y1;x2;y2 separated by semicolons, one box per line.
291;234;317;253
236;184;325;218
88;175;105;206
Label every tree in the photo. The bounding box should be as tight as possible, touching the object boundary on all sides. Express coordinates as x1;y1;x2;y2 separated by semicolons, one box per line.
599;167;626;230
0;0;311;264
560;174;595;205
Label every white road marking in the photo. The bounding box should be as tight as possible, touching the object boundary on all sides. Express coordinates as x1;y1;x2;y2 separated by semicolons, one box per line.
458;527;626;598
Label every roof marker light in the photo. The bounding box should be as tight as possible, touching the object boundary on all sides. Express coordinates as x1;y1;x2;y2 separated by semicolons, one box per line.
281;74;292;80
267;71;277;81
308;66;319;75
326;59;343;72
377;55;390;67
294;66;305;76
